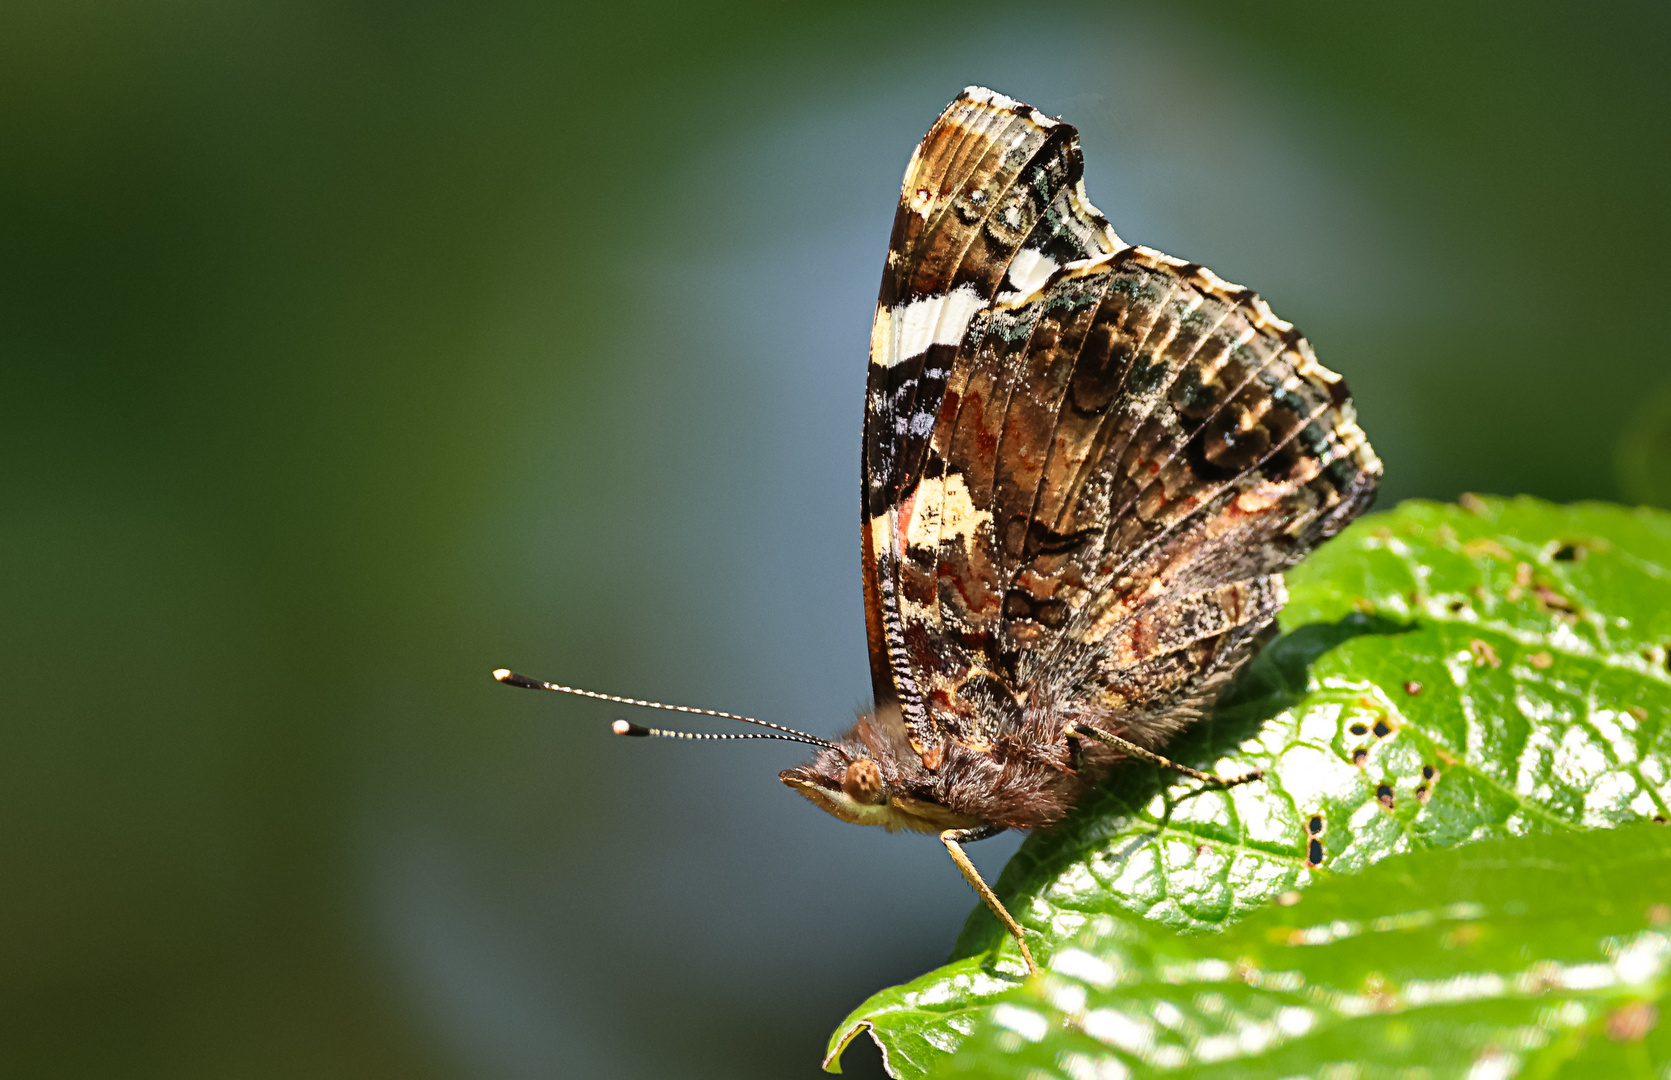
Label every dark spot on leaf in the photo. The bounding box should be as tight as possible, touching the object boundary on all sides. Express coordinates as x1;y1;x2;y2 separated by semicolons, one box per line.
1415;784;1430;803
1307;838;1324;866
1554;543;1585;562
1656;815;1668;826
1404;681;1422;696
1352;749;1368;766
1376;784;1395;809
1532;584;1573;613
1307;815;1324;836
1372;719;1393;739
1349;722;1369;737
1422;765;1437;781
1447;599;1467;613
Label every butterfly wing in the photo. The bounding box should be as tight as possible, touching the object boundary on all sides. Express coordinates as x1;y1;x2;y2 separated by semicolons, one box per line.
862;88;1380;784
863;87;1123;769
1000;249;1380;747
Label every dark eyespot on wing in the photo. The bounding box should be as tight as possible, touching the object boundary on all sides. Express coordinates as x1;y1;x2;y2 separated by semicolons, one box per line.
1002;588;1070;629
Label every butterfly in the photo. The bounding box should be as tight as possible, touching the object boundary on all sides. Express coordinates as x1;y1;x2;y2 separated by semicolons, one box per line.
498;86;1381;976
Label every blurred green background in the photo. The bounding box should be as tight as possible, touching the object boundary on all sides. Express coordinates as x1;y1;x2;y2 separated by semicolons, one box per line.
3;2;1667;1077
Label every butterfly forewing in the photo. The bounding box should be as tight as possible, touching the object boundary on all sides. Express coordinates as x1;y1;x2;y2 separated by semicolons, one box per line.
863;88;1129;763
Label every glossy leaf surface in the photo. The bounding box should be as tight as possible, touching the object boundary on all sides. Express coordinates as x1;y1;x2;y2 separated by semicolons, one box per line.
826;498;1671;1076
933;825;1671;1079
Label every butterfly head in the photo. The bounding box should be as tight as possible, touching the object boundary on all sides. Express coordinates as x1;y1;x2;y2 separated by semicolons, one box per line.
779;719;985;834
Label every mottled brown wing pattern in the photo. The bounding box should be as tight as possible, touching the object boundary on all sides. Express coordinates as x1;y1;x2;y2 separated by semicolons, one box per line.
1005;250;1380;746
863;88;1124;768
863;87;1380;796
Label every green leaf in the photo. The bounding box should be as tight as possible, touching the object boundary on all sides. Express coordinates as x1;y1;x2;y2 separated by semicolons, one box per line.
931;824;1671;1079
822;958;1023;1075
827;498;1671;1077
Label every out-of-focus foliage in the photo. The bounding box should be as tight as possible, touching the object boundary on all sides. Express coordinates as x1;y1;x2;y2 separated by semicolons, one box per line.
1618;379;1671;512
828;498;1671;1076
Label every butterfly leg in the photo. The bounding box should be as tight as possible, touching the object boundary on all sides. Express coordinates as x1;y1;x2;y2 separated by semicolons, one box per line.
1072;723;1263;788
940;827;1040;977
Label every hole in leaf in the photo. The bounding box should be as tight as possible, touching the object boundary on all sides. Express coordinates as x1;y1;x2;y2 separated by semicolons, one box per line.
1376;784;1395;809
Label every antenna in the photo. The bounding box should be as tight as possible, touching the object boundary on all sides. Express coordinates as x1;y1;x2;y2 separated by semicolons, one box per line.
492;669;839;750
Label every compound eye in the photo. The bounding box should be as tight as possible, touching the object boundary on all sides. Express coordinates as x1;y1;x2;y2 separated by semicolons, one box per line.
841;758;884;804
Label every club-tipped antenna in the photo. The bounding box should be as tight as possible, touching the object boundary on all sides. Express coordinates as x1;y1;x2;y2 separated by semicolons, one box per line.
610;719;828;745
492;669;838;750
